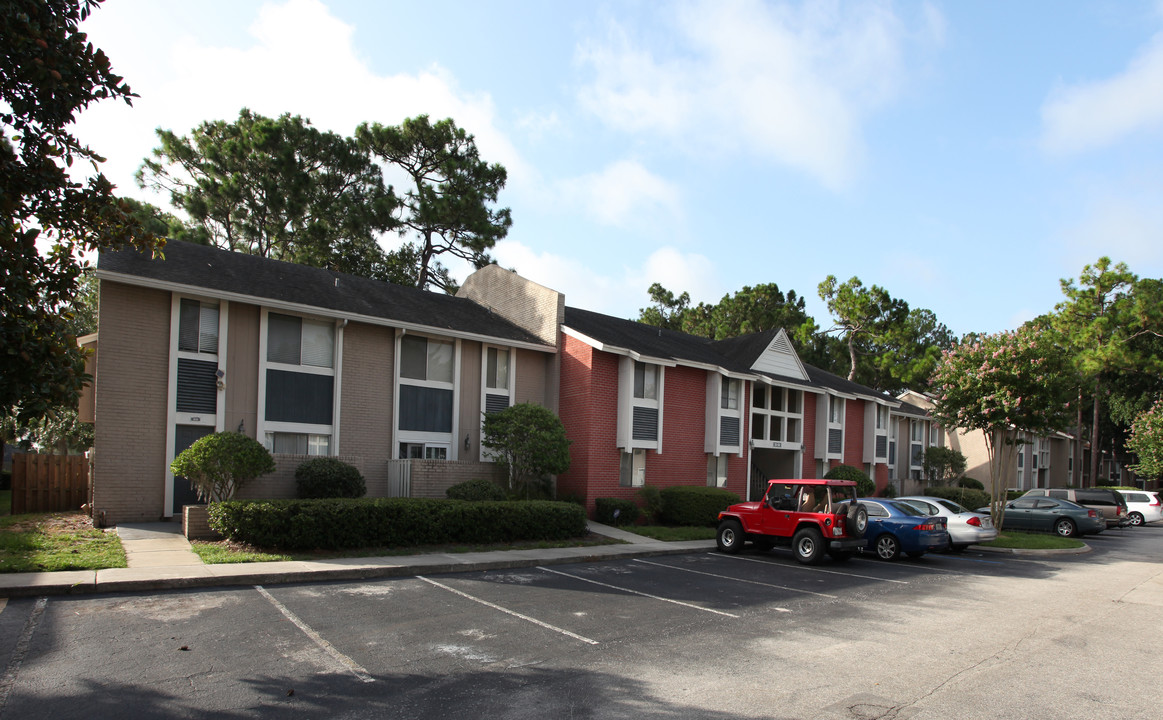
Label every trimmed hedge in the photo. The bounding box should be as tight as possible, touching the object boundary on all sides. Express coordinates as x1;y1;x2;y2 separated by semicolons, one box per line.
958;477;985;490
208;498;587;550
825;464;875;497
295;457;366;499
659;486;740;527
594;498;640;526
446;478;506;502
922;486;991;512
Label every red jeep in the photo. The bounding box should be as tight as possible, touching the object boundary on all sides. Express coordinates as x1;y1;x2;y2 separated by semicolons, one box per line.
716;479;869;564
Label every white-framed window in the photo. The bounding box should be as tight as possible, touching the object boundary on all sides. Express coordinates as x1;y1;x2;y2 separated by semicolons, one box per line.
876;405;887;430
751;385;803;446
634;361;659;400
929;423;939;447
620;448;646;487
829;395;843;424
721;378;739;410
619;358;664;451
396;332;458;460
707;454;728;488
259;310;338;456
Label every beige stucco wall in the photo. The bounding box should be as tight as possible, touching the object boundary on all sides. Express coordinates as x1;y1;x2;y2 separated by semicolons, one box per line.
92;281;171;523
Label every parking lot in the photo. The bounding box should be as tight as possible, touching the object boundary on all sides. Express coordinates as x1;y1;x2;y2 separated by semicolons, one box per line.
2;526;1162;719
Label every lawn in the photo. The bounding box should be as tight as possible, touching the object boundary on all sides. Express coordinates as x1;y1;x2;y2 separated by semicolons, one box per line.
978;531;1085;550
621;526;717;541
0;510;127;573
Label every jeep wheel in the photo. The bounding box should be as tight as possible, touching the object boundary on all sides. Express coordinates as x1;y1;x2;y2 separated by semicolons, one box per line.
1129;512;1144;527
1054;518;1076;537
846;502;869;537
874;533;901;561
792;527;825;565
716;520;745;554
828;550;853;562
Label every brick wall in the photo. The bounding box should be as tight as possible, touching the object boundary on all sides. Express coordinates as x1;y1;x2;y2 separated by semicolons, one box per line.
844;398;866;468
241;454;366;499
457;265;564;345
408;460;506;499
92;282;171;523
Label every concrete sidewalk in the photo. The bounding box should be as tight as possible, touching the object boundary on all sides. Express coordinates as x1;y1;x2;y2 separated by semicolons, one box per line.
0;520;716;599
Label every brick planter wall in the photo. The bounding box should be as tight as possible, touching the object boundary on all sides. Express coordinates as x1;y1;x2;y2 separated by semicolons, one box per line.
183;504;221;541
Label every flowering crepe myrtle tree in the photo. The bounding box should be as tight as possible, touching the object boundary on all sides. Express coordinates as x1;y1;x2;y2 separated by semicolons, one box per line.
1127;400;1163;480
928;325;1072;529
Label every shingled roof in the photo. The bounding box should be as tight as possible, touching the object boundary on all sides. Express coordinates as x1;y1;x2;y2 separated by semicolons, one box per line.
98;240;551;350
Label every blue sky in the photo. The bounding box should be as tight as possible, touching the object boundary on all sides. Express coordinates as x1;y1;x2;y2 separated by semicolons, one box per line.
76;0;1163;338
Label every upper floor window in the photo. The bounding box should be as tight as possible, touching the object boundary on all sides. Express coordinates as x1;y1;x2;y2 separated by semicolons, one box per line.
400;335;453;383
828;396;843;424
634;361;659;400
485;347;509;390
911;420;924;442
178;299;218;354
721;378;739;410
268;313;334;368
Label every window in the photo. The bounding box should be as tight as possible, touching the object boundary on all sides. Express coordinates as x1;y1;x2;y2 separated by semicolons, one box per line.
178;299;218;354
876;405;886;430
721;378;739;410
829;396;843;423
268;432;330;456
261;311;336;455
750;385;803;446
620;449;646;487
401;335;452;382
400;442;449;460
485;347;509;391
707;454;728;487
911;421;924;442
634;362;658;400
929;424;939;446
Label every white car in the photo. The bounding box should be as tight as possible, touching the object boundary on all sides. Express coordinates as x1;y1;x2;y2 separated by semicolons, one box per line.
1119;490;1163;526
896;495;999;551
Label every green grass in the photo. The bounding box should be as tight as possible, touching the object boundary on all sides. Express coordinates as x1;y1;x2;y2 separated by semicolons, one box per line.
622;525;717;541
191;534;624;564
978;531;1085;550
0;511;127;573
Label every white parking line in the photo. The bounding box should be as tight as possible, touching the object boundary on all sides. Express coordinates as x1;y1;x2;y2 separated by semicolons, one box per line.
633;559;838;599
0;597;47;716
418;576;599;645
255;585;374;683
714;553;910;584
538;566;741;618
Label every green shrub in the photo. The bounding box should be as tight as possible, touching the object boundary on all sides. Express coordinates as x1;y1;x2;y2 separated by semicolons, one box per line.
446;478;506;502
825;464;874;497
958;477;985;490
922;486;991;512
171;431;275;502
637;485;663;523
208;498;587;550
295;457;366;499
878;483;897;498
1096;477;1116;487
594;498;640;526
659;486;740;526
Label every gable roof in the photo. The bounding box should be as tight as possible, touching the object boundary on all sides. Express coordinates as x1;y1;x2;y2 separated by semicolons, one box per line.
562;306;895;403
97;240;552;351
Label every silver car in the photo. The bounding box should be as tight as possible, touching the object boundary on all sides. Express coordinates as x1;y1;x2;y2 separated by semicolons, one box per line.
896;495;999;551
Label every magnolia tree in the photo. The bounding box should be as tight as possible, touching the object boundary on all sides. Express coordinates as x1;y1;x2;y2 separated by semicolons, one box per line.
929;326;1072;528
1127;400;1163;479
481;403;571;496
170;432;276;503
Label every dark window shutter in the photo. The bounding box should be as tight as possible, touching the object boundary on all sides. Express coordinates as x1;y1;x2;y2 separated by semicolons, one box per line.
176;358;217;413
632;406;659;441
875;435;887;458
399;385;454;433
485;393;510;415
720;416;740;446
265;369;333;425
828;428;842;454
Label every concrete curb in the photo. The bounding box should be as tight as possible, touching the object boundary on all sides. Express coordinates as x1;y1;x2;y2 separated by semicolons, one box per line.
970;542;1092;555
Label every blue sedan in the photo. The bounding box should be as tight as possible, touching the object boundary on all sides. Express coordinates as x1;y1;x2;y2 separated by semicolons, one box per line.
855;499;950;560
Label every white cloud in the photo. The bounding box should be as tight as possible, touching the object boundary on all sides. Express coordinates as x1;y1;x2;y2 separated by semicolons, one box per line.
1040;30;1163;154
1059;191;1163;271
557;160;683;228
75;0;532;204
576;0;938;190
493;241;718;318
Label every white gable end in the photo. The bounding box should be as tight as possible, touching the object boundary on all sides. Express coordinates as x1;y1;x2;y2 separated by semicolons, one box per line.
751;328;809;381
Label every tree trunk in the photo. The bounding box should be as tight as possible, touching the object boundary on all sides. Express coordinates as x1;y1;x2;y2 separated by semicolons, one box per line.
846;334;857;381
1075;391;1084;487
1089;389;1101;488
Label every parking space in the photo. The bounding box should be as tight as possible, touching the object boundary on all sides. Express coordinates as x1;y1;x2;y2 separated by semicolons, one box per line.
2;533;1160;719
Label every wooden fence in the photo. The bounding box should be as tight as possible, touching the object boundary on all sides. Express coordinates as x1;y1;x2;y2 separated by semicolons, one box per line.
11;453;90;514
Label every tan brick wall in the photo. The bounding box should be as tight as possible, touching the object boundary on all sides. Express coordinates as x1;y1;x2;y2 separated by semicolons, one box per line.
92;281;171;523
514;348;549;406
338;321;394;494
240;454;366;499
408;460;505;499
457;265;564;346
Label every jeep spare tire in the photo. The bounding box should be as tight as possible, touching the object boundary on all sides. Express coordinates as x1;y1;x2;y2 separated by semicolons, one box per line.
846;502;869;536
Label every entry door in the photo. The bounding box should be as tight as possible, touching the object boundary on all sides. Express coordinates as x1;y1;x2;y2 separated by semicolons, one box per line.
173;425;213;514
